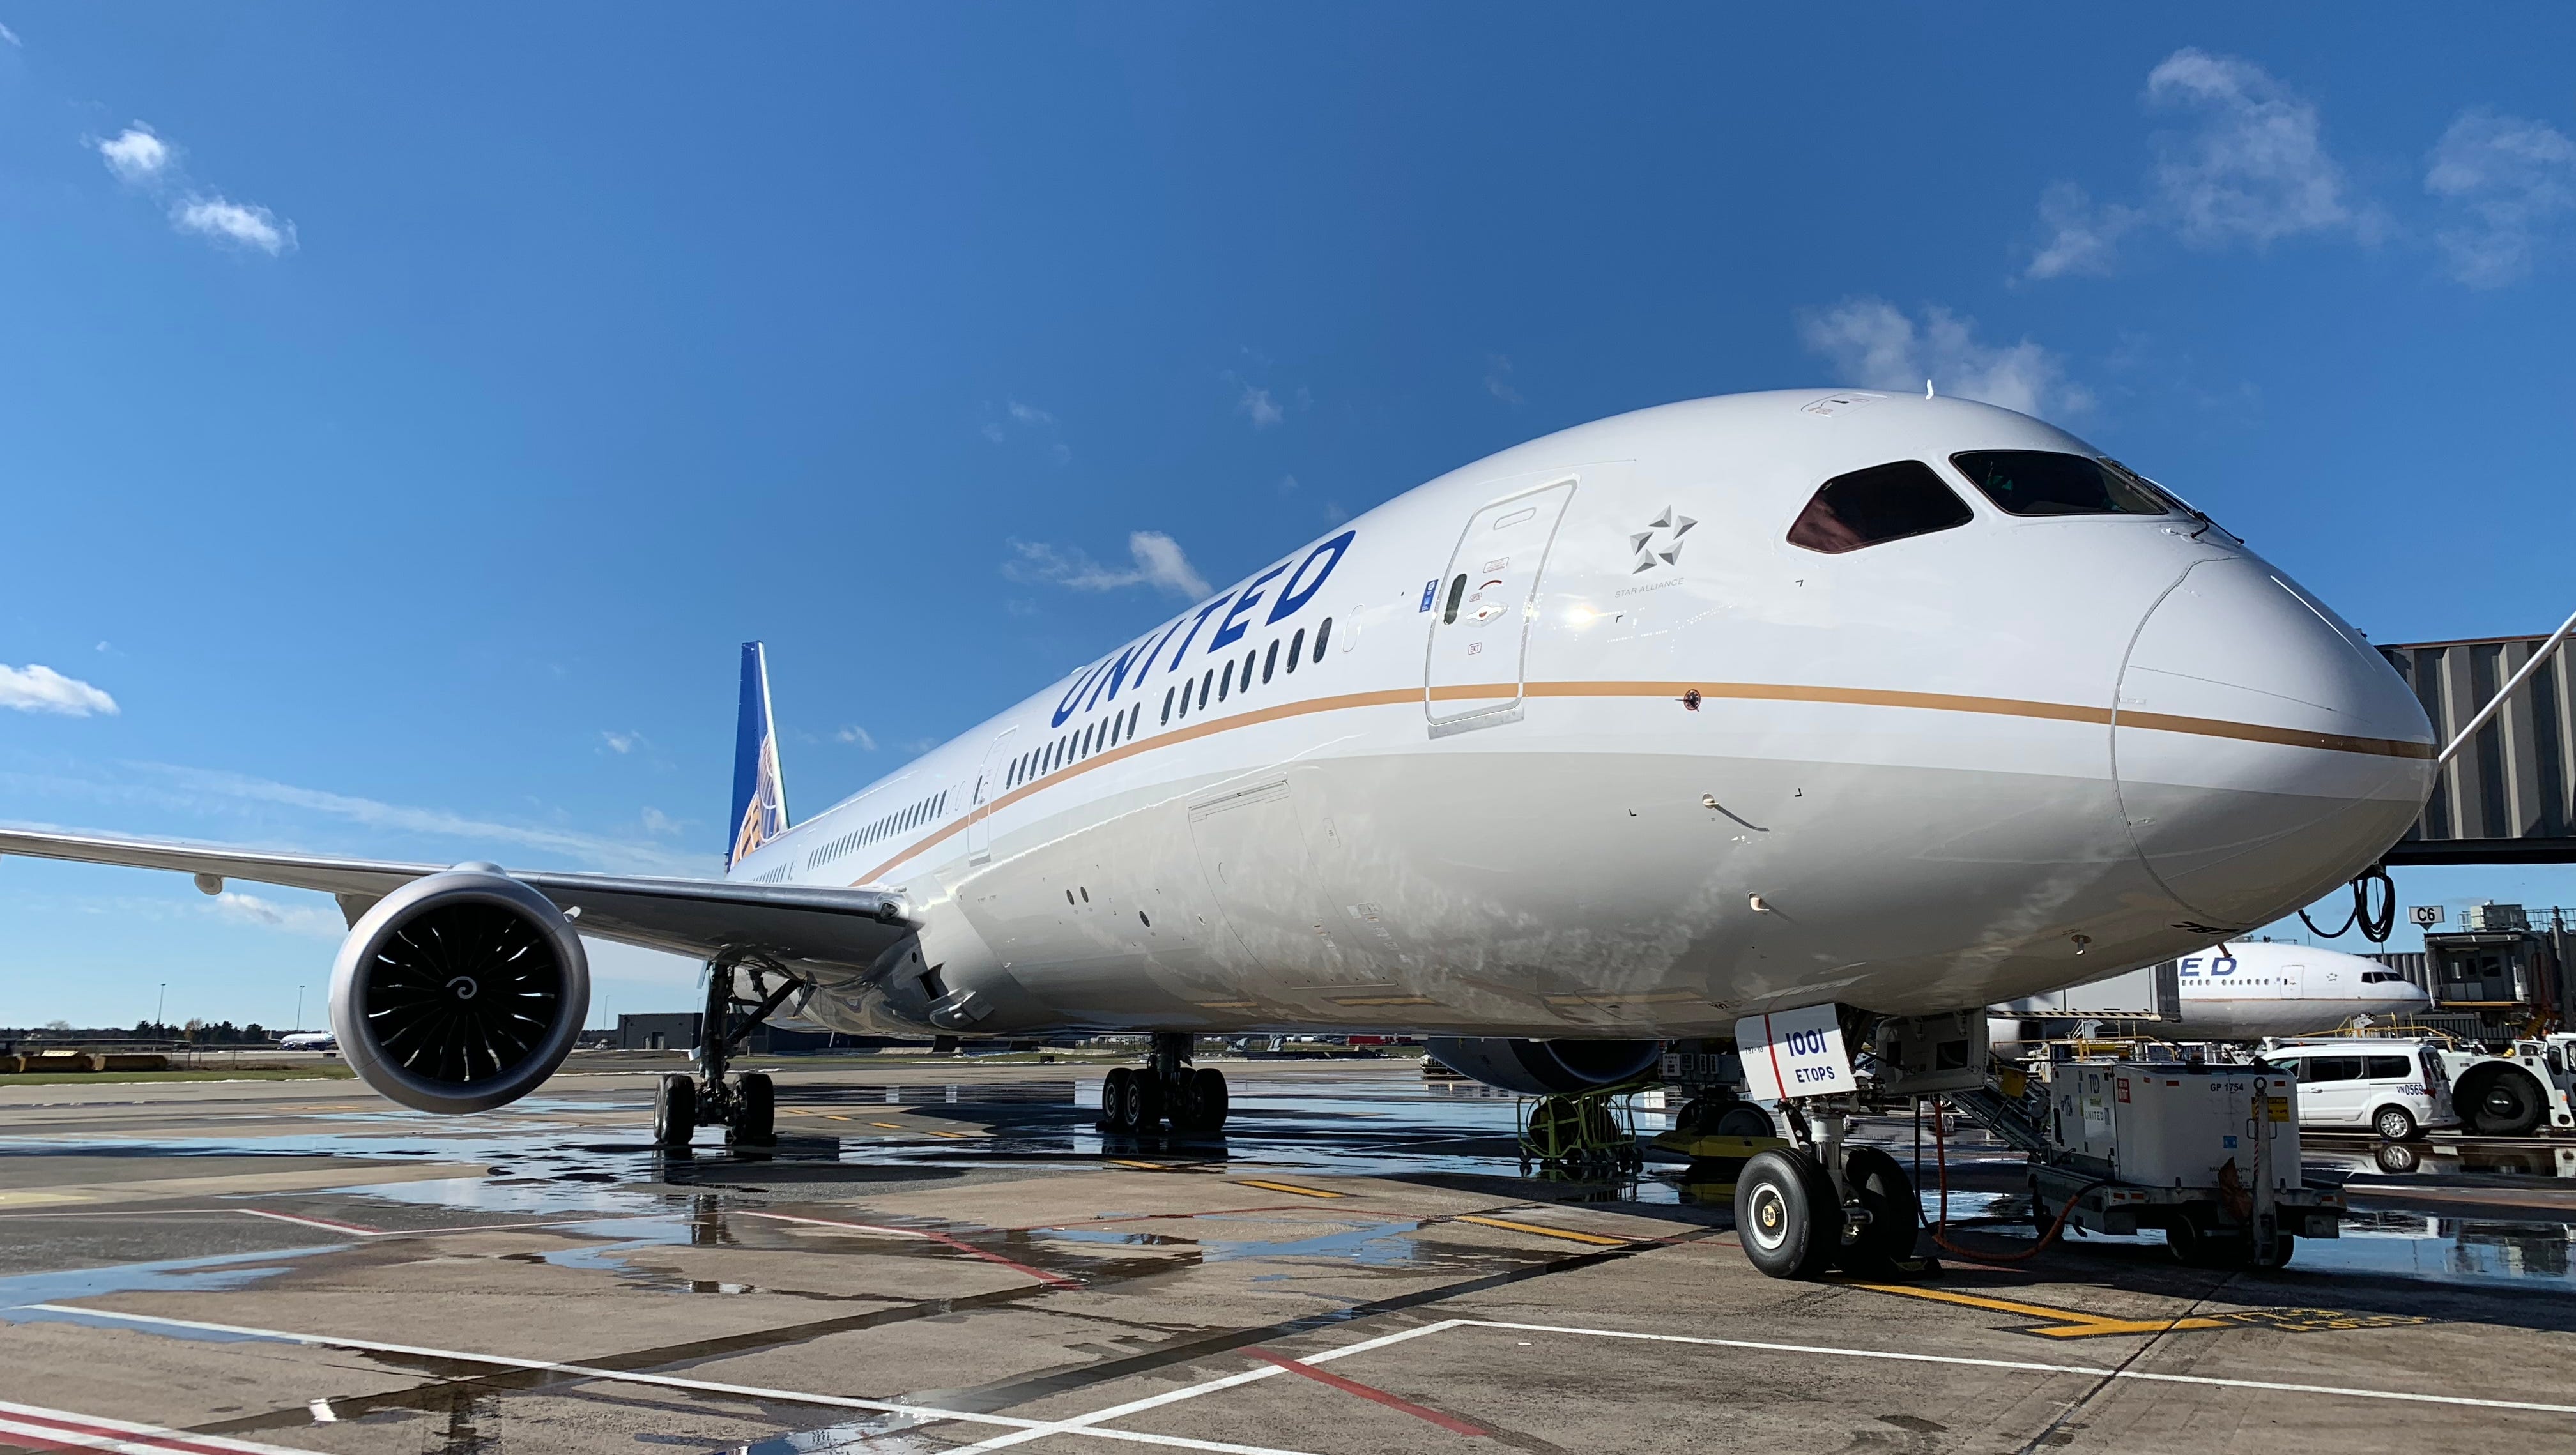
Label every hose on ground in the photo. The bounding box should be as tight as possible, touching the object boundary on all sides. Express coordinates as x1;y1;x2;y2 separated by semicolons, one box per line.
1928;1099;2112;1265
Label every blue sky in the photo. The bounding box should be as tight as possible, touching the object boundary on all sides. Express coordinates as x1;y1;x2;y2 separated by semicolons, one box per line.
4;8;2573;1028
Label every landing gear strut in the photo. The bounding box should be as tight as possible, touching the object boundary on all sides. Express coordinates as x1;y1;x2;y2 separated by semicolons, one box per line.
651;948;792;1151
1100;1033;1229;1136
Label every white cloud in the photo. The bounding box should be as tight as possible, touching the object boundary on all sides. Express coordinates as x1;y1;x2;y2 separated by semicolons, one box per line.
640;806;680;837
128;762;700;873
2025;183;2142;280
208;890;342;938
96;125;172;185
1483;353;1524;407
2426;109;2576;288
601;730;641;754
1007;400;1054;426
834;725;878;750
1236;385;1284;429
2144;49;2356;248
1004;530;1212;598
0;22;20;46
2023;50;2363;280
1798;298;2091;419
0;664;118;717
172;196;295;254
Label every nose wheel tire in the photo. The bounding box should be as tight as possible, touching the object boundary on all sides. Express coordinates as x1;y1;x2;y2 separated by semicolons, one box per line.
728;1072;776;1147
652;1074;695;1150
2372;1106;2419;1142
1735;1149;1839;1279
1833;1146;1922;1276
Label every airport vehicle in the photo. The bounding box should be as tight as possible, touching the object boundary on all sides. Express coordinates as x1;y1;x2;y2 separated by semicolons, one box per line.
1995;940;2430;1042
2439;1035;2576;1136
0;389;2437;1277
2260;1037;2458;1140
2026;1058;2338;1268
277;1031;337;1053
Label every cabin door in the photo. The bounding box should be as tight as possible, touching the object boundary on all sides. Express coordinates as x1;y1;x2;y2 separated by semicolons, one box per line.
1423;478;1577;729
967;726;1017;865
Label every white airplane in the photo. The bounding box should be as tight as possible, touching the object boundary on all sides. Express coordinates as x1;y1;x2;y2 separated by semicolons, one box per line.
1994;939;2431;1042
2167;940;2430;1039
0;389;2438;1278
277;1030;337;1052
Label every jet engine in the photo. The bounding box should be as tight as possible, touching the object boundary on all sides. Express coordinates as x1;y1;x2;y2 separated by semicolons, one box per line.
326;867;590;1115
1423;1037;1662;1096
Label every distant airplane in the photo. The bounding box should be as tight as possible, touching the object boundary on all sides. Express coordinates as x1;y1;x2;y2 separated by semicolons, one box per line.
277;1031;337;1052
1996;940;2430;1042
0;389;2437;1278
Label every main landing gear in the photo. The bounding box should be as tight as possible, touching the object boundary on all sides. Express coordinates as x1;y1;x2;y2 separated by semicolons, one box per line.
652;950;793;1152
1100;1033;1230;1136
1735;1097;1926;1280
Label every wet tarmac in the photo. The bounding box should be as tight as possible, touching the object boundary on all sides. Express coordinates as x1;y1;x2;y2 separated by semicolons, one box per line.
4;1057;2573;1454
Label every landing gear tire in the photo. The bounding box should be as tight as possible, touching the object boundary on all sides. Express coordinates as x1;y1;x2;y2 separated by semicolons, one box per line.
1736;1149;1839;1280
1833;1146;1921;1276
729;1072;776;1147
1713;1104;1777;1139
1177;1066;1229;1134
2372;1105;2419;1142
1101;1067;1132;1132
652;1074;696;1150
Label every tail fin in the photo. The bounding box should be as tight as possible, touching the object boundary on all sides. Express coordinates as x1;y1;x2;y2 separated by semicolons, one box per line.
727;641;789;869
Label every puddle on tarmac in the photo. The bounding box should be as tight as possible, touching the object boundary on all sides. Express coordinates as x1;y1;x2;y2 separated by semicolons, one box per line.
0;1244;342;1334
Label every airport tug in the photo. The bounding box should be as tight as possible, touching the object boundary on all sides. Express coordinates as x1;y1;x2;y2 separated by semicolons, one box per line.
1665;1007;2342;1277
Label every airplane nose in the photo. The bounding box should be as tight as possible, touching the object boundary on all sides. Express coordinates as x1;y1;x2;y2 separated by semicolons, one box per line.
2112;556;2436;928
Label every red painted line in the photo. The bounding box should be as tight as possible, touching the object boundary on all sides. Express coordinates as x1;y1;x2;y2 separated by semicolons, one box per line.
740;1211;1078;1288
0;1399;302;1454
1241;1348;1488;1436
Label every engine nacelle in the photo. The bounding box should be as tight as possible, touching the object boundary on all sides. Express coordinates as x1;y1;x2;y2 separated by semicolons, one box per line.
328;867;590;1115
1424;1037;1662;1096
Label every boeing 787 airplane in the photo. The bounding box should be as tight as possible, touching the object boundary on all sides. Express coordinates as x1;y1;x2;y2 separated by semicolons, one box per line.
0;389;2437;1277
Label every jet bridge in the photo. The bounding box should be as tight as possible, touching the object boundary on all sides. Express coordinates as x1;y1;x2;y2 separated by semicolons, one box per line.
2378;632;2576;865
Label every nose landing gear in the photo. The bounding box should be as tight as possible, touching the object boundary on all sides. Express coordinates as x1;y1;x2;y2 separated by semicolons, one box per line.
1734;1097;1928;1280
650;950;791;1151
1100;1033;1229;1136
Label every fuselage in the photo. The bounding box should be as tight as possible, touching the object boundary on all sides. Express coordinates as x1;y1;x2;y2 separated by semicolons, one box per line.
730;390;2436;1039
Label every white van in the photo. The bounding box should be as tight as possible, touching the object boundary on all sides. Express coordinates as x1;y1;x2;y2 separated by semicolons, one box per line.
2261;1038;2457;1141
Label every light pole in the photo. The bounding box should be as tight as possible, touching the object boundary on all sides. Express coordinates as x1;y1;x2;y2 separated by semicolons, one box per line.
156;982;167;1031
294;986;305;1033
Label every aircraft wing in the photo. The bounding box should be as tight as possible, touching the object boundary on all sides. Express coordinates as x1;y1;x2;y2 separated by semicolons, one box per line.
0;827;915;971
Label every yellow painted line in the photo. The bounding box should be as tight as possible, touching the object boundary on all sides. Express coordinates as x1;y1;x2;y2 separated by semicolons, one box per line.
1848;1282;2230;1337
868;1121;907;1130
1455;1214;1630;1247
926;1129;976;1139
1232;1178;1345;1199
1108;1159;1179;1171
827;1114;854;1122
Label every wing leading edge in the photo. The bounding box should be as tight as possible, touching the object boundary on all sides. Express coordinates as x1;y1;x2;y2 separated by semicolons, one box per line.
0;827;914;971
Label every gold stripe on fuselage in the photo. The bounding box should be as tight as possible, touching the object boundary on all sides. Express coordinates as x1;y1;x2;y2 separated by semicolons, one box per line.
831;679;2434;888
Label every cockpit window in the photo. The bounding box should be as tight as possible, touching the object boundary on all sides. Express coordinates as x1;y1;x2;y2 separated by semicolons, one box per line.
1949;450;2174;517
1786;460;1974;554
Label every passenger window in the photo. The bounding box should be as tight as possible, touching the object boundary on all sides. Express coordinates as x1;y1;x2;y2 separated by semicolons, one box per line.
1288;628;1305;672
1202;667;1215;704
1264;640;1278;683
1243;649;1257;692
2365;1056;2412;1080
1787;461;1974;554
1314;618;1331;659
1082;724;1094;757
1219;661;1234;701
1442;575;1466;625
1948;450;2174;517
1162;687;1174;724
1128;703;1142;736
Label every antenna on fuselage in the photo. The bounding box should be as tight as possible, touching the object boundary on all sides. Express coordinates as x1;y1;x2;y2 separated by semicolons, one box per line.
1925;379;1935;398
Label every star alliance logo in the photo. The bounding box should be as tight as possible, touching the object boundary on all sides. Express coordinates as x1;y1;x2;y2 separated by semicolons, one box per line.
1629;507;1696;573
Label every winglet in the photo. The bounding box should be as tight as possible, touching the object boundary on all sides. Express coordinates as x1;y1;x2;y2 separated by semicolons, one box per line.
727;642;789;870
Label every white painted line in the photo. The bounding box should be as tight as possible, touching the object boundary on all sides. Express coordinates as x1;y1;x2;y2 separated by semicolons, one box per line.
15;1306;1314;1455
949;1321;1466;1452
735;1211;930;1238
1459;1320;2576;1417
0;1398;315;1454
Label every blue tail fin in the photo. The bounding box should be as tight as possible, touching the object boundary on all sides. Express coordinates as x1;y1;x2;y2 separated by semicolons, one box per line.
727;642;789;869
